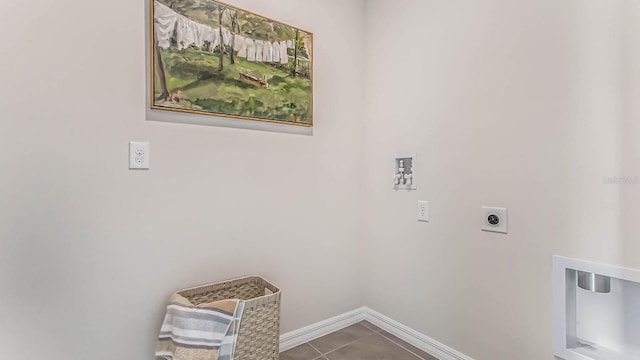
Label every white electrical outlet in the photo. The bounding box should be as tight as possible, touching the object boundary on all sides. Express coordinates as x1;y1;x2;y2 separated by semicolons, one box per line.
417;200;429;222
129;142;150;170
481;207;507;234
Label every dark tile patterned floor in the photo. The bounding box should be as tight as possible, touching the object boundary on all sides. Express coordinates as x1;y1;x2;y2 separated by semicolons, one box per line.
279;321;438;360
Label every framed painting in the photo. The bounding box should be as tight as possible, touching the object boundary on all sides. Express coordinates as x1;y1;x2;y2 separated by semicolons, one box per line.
150;0;313;127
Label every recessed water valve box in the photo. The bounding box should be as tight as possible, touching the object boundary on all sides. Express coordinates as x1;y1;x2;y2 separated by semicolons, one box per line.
393;154;416;190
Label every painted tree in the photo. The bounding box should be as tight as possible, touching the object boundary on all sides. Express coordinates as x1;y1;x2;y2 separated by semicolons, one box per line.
153;2;177;100
228;10;240;64
217;4;226;71
290;30;299;76
154;41;170;100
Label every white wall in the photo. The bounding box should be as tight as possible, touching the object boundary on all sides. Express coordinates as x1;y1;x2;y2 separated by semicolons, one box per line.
3;0;640;359
0;0;366;359
364;0;640;359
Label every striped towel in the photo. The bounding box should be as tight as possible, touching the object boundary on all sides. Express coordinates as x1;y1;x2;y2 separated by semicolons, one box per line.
156;293;245;360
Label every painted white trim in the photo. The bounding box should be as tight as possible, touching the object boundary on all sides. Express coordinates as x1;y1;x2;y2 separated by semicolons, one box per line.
363;307;475;360
279;307;366;351
279;307;475;360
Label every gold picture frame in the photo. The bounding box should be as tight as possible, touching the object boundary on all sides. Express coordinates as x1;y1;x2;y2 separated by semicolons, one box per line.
150;0;314;127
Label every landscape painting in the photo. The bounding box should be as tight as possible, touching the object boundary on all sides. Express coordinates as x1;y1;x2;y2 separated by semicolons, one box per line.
151;0;313;126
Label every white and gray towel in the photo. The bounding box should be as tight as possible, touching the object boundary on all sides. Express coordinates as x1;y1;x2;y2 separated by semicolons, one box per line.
156;293;244;360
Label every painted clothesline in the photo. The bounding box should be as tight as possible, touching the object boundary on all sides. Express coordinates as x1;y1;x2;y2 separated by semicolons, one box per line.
154;1;300;65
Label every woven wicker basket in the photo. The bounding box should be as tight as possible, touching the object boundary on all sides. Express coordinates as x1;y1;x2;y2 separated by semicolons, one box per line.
177;276;281;360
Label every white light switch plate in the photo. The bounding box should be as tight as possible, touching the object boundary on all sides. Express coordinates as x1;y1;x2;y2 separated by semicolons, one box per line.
129;142;150;170
417;200;429;222
481;207;507;233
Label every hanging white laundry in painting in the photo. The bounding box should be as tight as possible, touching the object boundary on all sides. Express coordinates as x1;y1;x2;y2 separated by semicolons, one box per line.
176;15;197;50
236;35;247;58
210;30;220;51
154;1;299;61
262;41;269;62
195;23;213;48
233;35;243;52
208;26;219;49
221;27;232;46
154;1;178;49
245;38;256;61
255;41;264;62
263;42;273;63
279;41;288;65
272;41;280;63
193;24;202;48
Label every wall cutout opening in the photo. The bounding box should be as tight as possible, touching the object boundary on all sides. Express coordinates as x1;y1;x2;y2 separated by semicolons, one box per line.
553;256;640;360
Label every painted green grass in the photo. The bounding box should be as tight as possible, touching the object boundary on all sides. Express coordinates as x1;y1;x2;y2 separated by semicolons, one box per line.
154;47;312;124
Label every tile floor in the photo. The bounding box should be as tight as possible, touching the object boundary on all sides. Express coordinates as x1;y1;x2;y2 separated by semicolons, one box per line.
279;321;438;360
